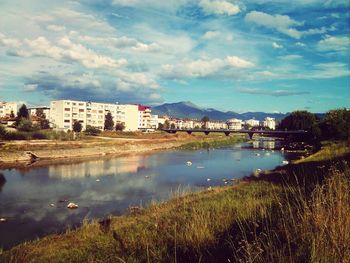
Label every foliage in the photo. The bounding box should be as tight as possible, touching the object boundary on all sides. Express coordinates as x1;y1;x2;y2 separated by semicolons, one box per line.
104;112;114;131
279;111;318;131
320;108;350;140
35;109;50;129
84;125;101;136
164;120;170;129
17;119;39;132
170;123;176;129
10;111;15;118
31;132;48;140
201;116;209;129
0;125;6;138
17;104;29;119
115;122;125;131
158;123;164;130
73;121;82;133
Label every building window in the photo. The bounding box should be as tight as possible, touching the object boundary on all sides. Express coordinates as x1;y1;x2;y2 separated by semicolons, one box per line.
64;108;70;111
64;119;70;123
79;109;84;112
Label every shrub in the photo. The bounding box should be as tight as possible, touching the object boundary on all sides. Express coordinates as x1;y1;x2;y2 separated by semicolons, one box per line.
85;125;101;136
31;132;48;140
0;125;6;139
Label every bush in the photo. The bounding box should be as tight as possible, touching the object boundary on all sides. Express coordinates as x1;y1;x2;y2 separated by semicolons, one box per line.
73;121;82;133
4;131;28;140
31;132;48;140
17;119;39;132
85;125;101;136
0;125;6;139
115;123;125;131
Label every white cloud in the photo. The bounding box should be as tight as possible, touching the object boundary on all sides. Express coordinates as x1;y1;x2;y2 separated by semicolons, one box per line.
272;42;283;49
23;36;127;69
226;56;254;68
245;11;330;39
279;54;303;60
202;31;233;41
161;55;254;79
0;33;22;48
202;31;221;39
23;84;38;92
317;35;350;52
46;24;66;32
296;42;306;47
200;0;241;16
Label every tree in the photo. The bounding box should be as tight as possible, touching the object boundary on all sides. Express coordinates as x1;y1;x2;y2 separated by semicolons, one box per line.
320;108;350;140
170;123;176;129
0;125;6;139
158;123;164;130
18;104;29;119
104;112;114;130
73;121;82;133
10;111;15;118
35;109;50;129
115;122;125;131
17;119;36;132
201;116;209;129
164;120;170;129
278;111;320;140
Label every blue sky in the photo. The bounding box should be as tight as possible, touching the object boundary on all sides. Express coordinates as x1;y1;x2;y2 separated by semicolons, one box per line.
0;0;349;113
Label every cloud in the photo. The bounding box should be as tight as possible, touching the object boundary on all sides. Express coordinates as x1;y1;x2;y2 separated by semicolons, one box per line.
245;11;330;39
0;33;22;48
279;54;303;60
23;36;128;69
295;42;306;47
272;42;283;49
199;0;241;16
202;31;233;41
237;88;310;97
46;24;66;32
161;55;254;79
23;84;38;92
317;35;350;52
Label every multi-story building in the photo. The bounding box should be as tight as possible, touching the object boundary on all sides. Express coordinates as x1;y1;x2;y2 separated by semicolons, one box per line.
245;119;260;127
149;114;159;130
206;120;228;130
138;105;152;129
263;117;276;130
49;100;139;131
227;118;243;130
0;102;19;117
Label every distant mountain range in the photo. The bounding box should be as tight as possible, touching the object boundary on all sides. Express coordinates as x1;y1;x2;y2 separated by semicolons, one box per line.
152;101;288;121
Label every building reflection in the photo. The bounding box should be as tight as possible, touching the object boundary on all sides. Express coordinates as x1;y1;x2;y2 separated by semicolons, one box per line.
252;140;275;149
48;155;147;179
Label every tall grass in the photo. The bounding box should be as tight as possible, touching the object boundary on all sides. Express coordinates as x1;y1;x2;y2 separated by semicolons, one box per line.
178;135;246;150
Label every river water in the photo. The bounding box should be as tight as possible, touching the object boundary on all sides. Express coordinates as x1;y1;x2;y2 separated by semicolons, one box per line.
0;140;296;249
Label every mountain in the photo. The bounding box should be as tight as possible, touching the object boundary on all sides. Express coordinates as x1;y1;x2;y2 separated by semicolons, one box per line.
152;101;287;121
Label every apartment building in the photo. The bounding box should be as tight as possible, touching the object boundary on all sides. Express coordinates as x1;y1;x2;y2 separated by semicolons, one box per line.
227;118;243;130
263;117;276;130
0;102;19;117
206;120;227;130
49;100;139;131
138;105;152;129
245;119;260;127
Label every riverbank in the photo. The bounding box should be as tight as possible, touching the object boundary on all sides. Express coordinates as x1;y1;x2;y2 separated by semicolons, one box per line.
0;133;245;169
1;141;349;262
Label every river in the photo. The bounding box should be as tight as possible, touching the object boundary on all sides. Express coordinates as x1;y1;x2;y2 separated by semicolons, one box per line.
0;140;297;249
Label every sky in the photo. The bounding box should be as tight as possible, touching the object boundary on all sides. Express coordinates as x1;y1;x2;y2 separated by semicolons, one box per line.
0;0;349;113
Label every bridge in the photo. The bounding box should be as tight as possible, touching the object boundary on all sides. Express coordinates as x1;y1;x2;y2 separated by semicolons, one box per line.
162;129;308;139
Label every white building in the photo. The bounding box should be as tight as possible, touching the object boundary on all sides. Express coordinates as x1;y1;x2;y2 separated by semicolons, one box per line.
149;114;159;129
49;100;139;131
0;102;19;117
227;118;243;130
245;119;260;127
138;105;152;129
263;117;276;130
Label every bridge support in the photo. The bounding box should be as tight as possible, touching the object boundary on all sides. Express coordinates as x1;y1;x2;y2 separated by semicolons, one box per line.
187;131;192;135
204;131;210;135
248;132;254;139
224;132;230;136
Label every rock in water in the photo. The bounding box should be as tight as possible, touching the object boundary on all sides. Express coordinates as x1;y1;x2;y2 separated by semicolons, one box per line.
67;202;79;209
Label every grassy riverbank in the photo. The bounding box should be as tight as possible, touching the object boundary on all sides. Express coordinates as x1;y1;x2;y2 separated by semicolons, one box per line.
1;141;349;262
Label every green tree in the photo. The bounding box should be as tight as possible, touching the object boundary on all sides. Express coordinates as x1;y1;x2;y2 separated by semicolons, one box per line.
17;119;35;132
104;112;114;130
35;109;50;129
164;120;170;129
170;123;176;129
279;111;320;140
201;116;209;129
0;125;7;139
320;108;350;140
158;123;164;130
10;111;15;118
73;121;82;133
18;104;29;119
115;122;125;131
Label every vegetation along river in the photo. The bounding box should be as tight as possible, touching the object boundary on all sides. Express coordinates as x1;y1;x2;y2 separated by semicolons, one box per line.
0;140;298;249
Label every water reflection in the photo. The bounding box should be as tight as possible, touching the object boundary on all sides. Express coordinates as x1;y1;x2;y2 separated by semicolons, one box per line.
0;142;288;249
253;140;275;149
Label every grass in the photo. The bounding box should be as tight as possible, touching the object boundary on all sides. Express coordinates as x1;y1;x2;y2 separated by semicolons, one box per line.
1;141;350;263
178;134;246;150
